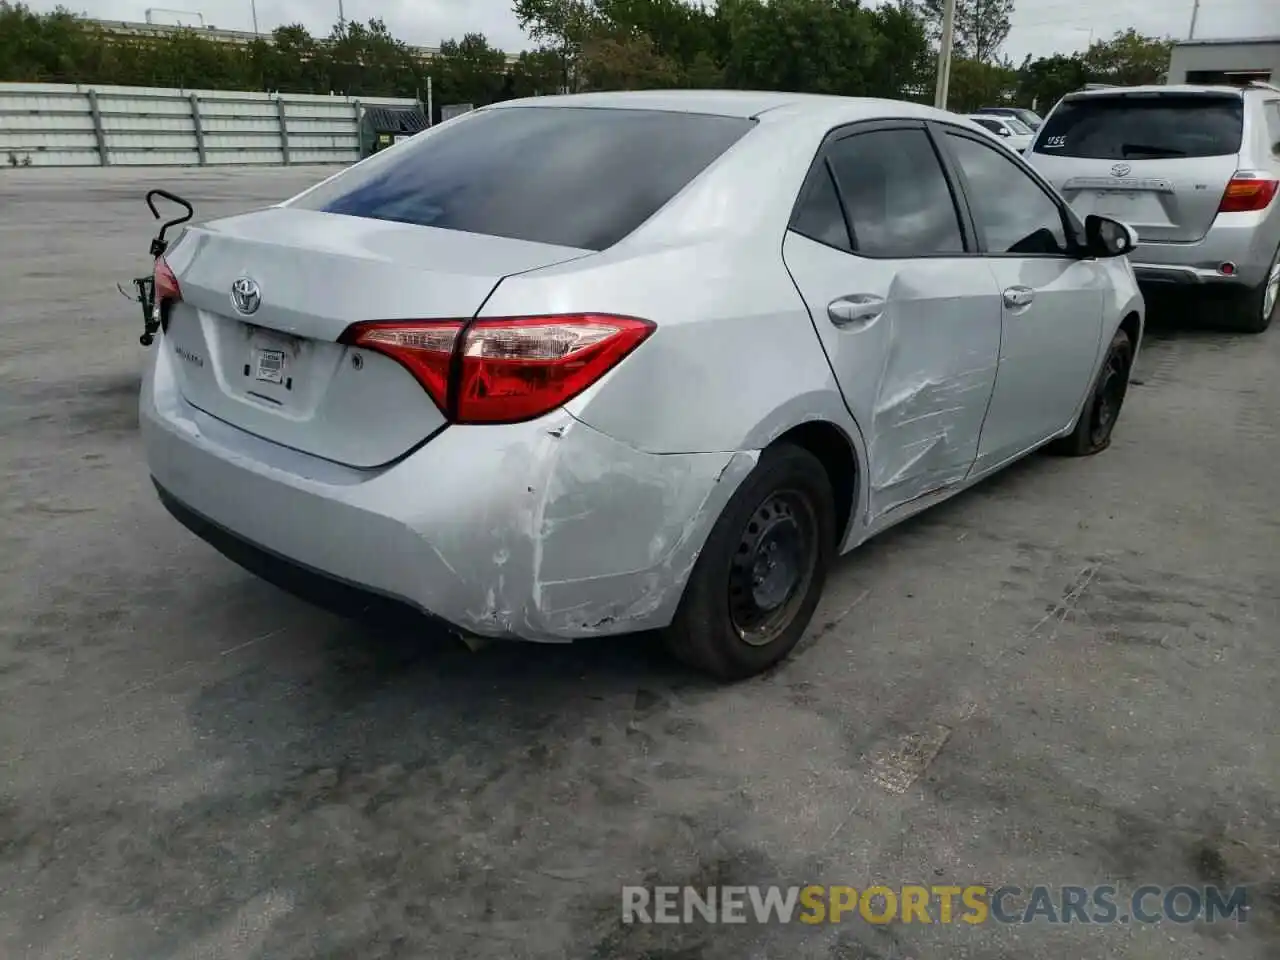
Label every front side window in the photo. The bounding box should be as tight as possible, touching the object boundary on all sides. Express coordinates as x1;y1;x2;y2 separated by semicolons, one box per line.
824;128;965;258
945;133;1070;256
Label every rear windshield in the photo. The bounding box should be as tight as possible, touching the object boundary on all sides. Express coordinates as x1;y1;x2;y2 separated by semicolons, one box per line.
291;106;755;251
1033;94;1243;160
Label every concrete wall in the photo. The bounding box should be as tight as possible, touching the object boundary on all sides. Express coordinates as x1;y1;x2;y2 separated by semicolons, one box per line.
1167;39;1280;85
0;82;419;168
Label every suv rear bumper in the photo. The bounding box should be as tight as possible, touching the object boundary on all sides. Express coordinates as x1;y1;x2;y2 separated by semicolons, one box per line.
1131;218;1277;289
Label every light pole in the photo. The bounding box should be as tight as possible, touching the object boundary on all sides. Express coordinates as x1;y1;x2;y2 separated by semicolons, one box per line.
250;0;258;34
933;0;957;109
1188;0;1201;39
338;0;346;30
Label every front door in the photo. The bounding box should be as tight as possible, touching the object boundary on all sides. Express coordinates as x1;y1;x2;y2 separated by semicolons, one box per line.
782;123;1003;520
938;129;1106;472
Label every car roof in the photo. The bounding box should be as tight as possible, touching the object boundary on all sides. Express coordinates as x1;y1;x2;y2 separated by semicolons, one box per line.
1065;83;1247;99
484;89;962;125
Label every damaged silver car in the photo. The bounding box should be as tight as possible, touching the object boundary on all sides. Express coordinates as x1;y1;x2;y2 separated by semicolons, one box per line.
140;91;1144;680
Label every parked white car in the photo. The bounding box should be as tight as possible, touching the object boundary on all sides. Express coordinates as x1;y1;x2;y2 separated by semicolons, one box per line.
968;114;1035;153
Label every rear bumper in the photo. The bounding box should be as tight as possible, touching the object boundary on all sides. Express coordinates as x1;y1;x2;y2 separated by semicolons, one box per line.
1131;219;1277;289
154;480;442;628
141;343;754;641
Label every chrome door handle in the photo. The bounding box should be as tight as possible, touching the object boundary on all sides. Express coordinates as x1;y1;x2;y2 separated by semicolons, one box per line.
828;295;885;328
1003;286;1035;309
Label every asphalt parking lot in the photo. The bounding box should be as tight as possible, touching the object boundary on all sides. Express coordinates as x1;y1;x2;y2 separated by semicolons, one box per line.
2;165;1279;960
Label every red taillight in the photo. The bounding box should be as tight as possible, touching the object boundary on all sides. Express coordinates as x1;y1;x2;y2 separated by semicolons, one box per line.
339;321;463;413
154;256;182;302
1218;173;1279;214
340;314;654;424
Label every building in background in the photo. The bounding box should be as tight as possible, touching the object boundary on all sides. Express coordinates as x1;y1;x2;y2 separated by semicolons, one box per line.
1167;36;1280;85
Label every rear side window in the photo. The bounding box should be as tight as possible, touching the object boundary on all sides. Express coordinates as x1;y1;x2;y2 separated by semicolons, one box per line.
972;117;1003;134
825;128;965;257
292;107;755;251
790;162;852;252
1034;94;1243;160
1266;101;1280;156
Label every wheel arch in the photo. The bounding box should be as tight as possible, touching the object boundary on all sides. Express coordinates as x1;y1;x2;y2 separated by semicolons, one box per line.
738;393;870;552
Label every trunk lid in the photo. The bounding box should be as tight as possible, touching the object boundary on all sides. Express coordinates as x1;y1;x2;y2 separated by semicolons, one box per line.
161;207;590;468
1031;90;1244;243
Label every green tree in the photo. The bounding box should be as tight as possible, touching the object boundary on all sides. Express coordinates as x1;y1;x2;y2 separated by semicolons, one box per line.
915;0;1014;64
434;33;509;107
580;30;681;90
1015;52;1087;114
510;47;566;97
1083;29;1174;86
718;0;880;95
326;18;420;96
947;58;1017;111
866;2;932;100
512;0;599;91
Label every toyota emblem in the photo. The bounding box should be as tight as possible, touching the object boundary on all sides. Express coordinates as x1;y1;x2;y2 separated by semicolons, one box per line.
230;277;261;315
1110;163;1132;178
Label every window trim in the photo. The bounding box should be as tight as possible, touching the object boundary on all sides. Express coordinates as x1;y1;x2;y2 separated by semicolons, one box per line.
1265;99;1280;157
931;122;1086;261
789;157;854;254
786;118;976;261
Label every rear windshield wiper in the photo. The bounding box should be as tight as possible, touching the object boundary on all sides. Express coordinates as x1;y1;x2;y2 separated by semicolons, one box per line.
1121;143;1187;158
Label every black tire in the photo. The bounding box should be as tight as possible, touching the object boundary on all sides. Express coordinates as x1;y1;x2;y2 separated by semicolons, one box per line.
1048;327;1133;457
1220;246;1279;334
664;443;836;681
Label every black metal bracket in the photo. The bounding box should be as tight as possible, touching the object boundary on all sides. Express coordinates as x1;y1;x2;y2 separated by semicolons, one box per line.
124;189;195;346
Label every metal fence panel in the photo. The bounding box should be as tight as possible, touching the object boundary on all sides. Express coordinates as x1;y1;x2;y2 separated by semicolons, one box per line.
0;82;419;168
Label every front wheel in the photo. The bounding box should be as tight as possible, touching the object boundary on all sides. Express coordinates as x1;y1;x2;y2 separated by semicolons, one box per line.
1048;327;1133;457
664;444;836;681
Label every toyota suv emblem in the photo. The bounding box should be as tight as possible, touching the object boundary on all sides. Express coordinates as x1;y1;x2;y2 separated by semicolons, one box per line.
230;277;261;315
1110;163;1132;178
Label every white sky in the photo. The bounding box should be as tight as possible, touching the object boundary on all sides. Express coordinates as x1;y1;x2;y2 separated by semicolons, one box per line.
33;0;1277;62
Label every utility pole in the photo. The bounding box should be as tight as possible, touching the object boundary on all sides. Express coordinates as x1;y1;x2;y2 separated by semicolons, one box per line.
1188;0;1200;39
934;0;958;110
250;0;258;34
338;0;346;30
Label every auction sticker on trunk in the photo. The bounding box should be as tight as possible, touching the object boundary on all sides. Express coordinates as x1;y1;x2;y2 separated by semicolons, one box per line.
255;347;285;384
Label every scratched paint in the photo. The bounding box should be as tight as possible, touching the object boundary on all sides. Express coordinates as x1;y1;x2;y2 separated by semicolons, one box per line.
457;414;757;640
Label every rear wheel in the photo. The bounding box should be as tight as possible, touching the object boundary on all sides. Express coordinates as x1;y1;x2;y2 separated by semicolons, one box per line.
664;444;836;681
1048;327;1133;457
1223;244;1279;334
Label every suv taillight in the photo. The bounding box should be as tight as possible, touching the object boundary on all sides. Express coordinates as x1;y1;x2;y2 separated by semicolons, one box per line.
340;314;654;424
1218;173;1279;213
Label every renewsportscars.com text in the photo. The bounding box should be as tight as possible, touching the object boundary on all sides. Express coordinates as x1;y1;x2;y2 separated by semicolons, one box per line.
622;884;1250;925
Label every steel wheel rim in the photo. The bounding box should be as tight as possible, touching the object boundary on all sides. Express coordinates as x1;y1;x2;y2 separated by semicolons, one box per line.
1264;248;1280;322
728;489;818;647
1090;348;1129;447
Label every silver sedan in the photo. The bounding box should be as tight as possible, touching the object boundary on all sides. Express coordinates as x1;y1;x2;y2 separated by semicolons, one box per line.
141;90;1145;680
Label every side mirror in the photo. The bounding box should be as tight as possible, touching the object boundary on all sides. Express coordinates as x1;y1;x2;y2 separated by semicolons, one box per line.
1084;214;1138;258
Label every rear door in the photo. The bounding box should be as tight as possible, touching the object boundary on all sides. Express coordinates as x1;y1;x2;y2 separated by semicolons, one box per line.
939;127;1105;469
782;121;1002;519
1030;91;1244;243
